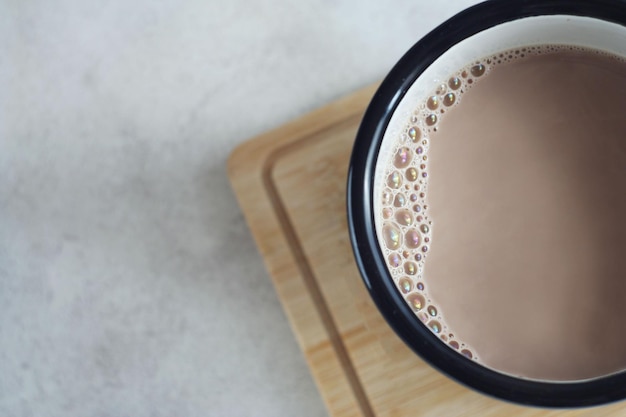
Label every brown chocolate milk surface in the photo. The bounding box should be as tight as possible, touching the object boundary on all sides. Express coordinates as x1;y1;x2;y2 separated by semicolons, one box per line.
424;48;626;380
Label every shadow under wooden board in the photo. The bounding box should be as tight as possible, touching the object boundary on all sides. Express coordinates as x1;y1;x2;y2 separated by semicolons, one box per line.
227;85;626;417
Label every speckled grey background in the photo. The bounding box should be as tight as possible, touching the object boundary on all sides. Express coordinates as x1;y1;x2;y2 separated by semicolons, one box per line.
1;1;478;416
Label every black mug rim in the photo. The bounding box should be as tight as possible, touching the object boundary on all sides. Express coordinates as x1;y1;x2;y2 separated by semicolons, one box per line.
347;0;626;408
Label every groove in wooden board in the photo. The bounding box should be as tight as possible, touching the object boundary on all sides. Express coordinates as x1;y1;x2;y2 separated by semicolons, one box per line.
261;116;375;417
227;85;626;417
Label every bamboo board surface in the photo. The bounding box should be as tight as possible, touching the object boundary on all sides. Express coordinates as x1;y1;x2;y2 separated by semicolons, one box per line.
227;85;626;417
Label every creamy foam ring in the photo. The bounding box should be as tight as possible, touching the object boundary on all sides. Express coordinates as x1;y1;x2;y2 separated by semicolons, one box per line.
375;44;626;381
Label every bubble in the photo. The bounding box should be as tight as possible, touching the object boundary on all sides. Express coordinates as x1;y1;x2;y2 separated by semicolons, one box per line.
415;253;422;262
441;334;448;341
408;126;421;142
427;305;437;317
424;237;430;243
382;223;402;250
416;282;424;291
428;320;442;334
413;204;421;213
388;252;401;268
382;190;393;205
405;229;421;249
409;193;418;202
416;146;423;155
421;172;428;178
417;312;429;322
426;96;439;110
425;114;437;126
402;250;410;258
407;293;425;312
404;261;417;275
406;167;418;181
421;245;429;253
394;147;412;168
395;209;413;226
443;93;456;106
420;224;429;234
449;341;460;350
471;63;486;77
398;278;412;294
382;208;393;219
461;349;473;359
448;76;461;90
419;163;426;170
393;193;406;207
387;171;402;189
435;83;447;95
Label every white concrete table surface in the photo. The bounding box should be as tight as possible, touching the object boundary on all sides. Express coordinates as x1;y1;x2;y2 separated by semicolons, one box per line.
1;1;478;416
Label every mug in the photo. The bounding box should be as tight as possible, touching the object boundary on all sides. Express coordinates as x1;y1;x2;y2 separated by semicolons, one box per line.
347;0;626;407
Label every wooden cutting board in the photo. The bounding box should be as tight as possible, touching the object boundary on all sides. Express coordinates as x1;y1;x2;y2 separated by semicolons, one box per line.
227;85;626;417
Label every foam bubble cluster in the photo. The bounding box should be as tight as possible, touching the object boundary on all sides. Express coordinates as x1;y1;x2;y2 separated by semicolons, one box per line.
376;44;617;361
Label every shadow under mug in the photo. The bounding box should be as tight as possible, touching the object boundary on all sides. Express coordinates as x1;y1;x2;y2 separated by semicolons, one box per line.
347;0;626;407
